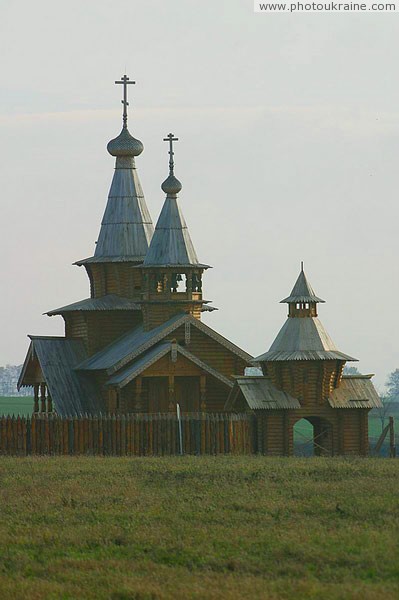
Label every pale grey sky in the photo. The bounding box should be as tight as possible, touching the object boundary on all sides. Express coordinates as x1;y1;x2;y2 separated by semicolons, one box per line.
0;1;398;389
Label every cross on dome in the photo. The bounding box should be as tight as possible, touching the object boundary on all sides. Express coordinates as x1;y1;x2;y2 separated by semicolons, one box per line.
163;133;179;175
161;133;182;196
115;74;136;128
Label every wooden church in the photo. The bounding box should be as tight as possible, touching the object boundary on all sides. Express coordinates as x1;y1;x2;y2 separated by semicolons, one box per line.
226;266;382;456
18;75;381;456
18;77;253;414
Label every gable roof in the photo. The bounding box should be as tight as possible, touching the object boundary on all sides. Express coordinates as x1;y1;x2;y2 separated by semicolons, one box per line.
75;156;154;265
76;313;187;373
226;377;301;411
46;294;140;316
106;342;234;389
76;313;252;374
281;268;325;304
18;337;102;416
328;375;382;409
254;317;357;362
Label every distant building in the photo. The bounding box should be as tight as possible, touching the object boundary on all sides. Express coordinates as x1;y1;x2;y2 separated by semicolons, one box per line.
18;77;252;415
0;365;31;397
226;266;382;455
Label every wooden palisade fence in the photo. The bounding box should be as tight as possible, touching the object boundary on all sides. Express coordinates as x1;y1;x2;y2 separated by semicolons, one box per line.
373;416;396;458
0;413;256;457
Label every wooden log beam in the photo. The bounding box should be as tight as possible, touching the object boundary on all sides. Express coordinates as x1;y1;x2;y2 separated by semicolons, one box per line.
40;383;46;413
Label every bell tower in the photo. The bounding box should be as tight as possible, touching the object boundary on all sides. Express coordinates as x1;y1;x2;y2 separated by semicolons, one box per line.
284;262;324;318
140;133;212;330
75;75;154;300
255;265;357;405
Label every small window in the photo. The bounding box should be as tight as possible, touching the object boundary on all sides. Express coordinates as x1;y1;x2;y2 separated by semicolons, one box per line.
305;303;309;309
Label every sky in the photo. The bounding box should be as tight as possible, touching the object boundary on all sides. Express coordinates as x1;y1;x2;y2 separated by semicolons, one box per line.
0;1;398;390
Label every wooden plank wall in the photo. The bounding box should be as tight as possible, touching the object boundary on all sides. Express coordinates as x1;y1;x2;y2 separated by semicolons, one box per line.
0;413;256;457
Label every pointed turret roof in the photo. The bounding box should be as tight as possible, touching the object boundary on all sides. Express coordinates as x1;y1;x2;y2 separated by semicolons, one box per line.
254;265;357;363
76;75;153;266
254;317;357;362
280;263;325;304
143;133;209;268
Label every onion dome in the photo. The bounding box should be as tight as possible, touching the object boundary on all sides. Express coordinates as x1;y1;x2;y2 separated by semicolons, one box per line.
161;174;182;196
107;127;144;157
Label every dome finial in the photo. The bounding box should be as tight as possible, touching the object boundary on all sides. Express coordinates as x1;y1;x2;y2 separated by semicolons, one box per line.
107;74;144;158
161;133;182;195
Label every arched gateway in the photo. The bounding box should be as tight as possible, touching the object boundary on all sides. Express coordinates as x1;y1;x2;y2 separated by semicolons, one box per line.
226;266;382;456
293;416;333;457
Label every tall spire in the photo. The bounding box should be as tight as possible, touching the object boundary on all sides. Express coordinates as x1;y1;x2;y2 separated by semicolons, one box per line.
144;134;202;267
76;75;153;266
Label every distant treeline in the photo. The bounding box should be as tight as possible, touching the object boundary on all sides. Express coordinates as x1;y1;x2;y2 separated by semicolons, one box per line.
0;365;31;397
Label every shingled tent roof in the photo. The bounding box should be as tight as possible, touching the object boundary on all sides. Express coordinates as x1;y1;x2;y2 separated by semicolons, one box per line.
75;104;153;266
143;136;209;269
280;265;325;304
254;266;356;363
255;317;357;362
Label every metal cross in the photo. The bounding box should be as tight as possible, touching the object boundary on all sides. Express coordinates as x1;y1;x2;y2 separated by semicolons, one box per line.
163;133;179;175
115;75;135;128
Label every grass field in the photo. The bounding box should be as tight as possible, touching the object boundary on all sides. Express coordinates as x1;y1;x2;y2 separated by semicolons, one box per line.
0;456;398;599
0;396;32;416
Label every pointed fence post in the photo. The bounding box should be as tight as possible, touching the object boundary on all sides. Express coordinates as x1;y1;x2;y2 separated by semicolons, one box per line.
389;416;396;458
176;403;183;455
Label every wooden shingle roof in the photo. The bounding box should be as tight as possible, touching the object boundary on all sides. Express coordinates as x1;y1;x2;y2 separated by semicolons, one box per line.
328;375;382;409
226;377;301;411
143;195;207;268
18;337;102;416
46;294;140;315
281;266;325;304
76;313;252;375
106;342;233;389
75;137;153;266
254;317;357;362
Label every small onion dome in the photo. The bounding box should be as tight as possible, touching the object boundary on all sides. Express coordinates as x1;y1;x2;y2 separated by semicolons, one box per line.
107;127;144;157
161;174;182;195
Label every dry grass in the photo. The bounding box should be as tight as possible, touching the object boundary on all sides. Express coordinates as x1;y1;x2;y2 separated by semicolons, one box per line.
0;456;398;599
